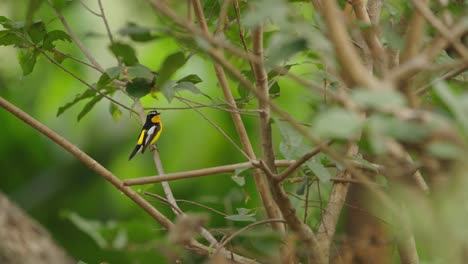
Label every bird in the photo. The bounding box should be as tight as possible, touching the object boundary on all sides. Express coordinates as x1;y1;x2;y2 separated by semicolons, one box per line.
128;110;163;160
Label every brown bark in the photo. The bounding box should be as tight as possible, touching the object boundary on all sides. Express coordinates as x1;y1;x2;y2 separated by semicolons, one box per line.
0;192;74;264
331;185;392;264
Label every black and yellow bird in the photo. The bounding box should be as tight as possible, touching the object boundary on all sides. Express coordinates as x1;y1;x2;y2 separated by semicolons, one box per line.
128;110;163;160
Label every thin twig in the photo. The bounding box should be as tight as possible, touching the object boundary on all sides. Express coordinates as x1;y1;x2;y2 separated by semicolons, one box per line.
52;49;101;71
215;219;287;254
276;141;332;182
145;192;228;216
124;160;294;186
97;0;120;65
47;0;105;72
177;96;251;160
78;0;102;17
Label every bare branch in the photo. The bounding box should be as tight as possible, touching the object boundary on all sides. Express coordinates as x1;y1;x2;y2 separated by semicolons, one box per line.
123;160;294;186
352;0;387;74
411;0;468;60
251;18;277;176
317;143;360;259
321;0;383;89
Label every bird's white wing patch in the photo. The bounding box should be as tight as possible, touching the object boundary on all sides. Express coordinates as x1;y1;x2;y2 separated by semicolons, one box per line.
145;126;156;145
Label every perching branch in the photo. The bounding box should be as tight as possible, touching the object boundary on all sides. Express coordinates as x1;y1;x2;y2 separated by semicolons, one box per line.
124;160;294;186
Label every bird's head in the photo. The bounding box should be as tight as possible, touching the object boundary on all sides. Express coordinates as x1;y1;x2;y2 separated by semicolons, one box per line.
147;110;161;123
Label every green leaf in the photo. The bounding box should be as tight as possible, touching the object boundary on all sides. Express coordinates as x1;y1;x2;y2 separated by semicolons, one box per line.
366;115;431;150
313;108;364;139
126;78;153;98
275;118;304;160
57;89;96;117
109;42;138;66
78;94;105;121
352;89;406;110
28;21;46;44
231;175;245;186
118;22;159;42
173;82;202;94
160;81;201;103
126;64;154;80
0;16;11;28
225;214;256;222
234;166;250;176
111;229;128;249
225;208;256;222
237;71;254;100
177;74;202;84
427;142;463;160
0;30;26;46
51;0;70;10
266;34;308;67
109;103;122;121
305;158;331;182
160;81;176;102
63;212;107;248
43;30;72;50
156;52;185;87
351;157;379;172
0;16;25;29
18;48;40;75
53;50;67;63
295;176;308;195
269;81;280;98
434;81;468;131
97;66;122;90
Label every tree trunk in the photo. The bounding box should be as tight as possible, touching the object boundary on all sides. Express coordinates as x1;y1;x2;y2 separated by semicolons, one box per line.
0;192;74;264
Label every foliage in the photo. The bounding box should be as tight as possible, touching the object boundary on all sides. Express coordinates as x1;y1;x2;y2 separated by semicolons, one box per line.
1;0;468;264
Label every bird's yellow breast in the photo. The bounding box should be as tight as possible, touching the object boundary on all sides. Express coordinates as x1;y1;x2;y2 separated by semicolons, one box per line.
151;115;161;123
149;122;162;145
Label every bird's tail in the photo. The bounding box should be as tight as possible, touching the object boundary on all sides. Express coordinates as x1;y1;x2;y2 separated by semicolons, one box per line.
128;145;142;160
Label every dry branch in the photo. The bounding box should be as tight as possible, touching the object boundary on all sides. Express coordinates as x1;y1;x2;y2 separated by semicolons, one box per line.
124;160;294;186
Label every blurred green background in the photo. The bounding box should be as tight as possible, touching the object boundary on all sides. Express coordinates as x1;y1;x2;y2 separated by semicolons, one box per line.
0;1;318;263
